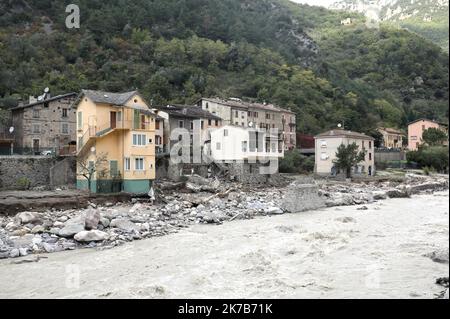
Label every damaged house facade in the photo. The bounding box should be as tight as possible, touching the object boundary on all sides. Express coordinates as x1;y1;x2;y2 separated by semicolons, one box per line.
209;125;284;182
11;91;78;155
314;129;375;177
198;97;296;151
75;90;156;194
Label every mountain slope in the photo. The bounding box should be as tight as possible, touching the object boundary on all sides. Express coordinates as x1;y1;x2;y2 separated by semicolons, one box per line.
0;0;448;135
330;0;450;52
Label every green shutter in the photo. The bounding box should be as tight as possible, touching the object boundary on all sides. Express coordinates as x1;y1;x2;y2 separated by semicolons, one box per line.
77;112;83;129
110;160;118;178
133;110;140;129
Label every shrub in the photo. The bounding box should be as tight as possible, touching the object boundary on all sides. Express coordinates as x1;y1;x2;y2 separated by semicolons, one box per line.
407;146;449;172
16;177;31;190
279;149;315;174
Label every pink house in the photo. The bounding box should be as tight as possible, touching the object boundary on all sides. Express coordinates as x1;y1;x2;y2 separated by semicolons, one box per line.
408;119;448;151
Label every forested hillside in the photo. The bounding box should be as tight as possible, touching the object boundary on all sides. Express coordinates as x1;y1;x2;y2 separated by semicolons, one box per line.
0;0;448;135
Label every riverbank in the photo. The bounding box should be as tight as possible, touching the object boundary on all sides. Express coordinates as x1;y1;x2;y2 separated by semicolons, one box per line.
0;192;448;299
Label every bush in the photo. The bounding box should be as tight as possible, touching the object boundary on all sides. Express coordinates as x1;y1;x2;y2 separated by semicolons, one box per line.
16;177;31;190
407;146;449;172
279;149;315;174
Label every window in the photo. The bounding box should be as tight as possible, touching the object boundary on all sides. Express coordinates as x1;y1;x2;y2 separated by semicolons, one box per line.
266;114;271;120
62;109;68;118
241;112;245;119
62;123;69;134
224;129;229;137
155;120;160;130
135;158;144;171
271;143;276;152
132;134;147;146
201;121;204;129
216;142;221;150
205;102;209;109
77;112;83;129
215;120;219;126
242;141;248;152
235;122;238;125
124;158;130;171
117;111;122;122
148;138;153;144
235;110;238;118
242;122;245;126
255;112;258;118
411;136;417;141
32;124;40;133
33;109;40;118
369;141;372;149
208;119;212;126
190;121;194;130
179;120;184;128
369;153;372;161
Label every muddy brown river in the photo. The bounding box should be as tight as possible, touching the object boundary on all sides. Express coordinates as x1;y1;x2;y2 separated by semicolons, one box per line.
0;192;448;299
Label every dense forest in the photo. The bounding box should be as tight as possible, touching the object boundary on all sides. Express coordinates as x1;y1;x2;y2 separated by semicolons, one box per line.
0;0;448;135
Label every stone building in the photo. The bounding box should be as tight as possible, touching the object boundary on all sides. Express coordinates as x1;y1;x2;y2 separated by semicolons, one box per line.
377;127;405;149
314;129;375;177
154;104;223;155
11;92;77;155
197;97;296;150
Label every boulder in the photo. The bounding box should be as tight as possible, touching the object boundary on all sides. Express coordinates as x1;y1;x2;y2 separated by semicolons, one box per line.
74;230;109;242
59;223;85;238
84;208;101;230
264;207;284;215
372;191;388;200
425;249;449;264
9;248;20;258
31;225;45;234
386;187;411;198
110;218;140;232
281;183;326;213
15;212;41;225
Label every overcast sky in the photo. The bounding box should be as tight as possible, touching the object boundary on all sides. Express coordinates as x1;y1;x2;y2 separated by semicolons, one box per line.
290;0;335;7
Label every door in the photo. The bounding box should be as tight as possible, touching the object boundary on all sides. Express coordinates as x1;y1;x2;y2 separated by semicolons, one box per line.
33;139;39;154
110;112;117;129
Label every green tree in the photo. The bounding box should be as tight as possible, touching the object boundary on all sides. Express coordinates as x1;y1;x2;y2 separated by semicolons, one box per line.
333;143;367;178
422;128;448;146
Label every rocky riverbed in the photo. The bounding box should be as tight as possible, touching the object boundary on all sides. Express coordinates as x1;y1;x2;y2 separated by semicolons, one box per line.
0;173;448;261
0;191;448;299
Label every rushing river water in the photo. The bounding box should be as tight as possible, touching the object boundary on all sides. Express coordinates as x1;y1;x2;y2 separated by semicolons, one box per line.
0;192;448;299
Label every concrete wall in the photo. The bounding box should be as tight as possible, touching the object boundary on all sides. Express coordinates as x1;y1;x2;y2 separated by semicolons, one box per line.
0;156;76;190
375;150;407;164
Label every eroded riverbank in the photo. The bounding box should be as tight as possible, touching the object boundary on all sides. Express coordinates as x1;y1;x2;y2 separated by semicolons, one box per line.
0;192;448;299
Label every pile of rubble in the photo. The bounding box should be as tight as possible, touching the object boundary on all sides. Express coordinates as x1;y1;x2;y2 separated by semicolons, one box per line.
0;173;448;260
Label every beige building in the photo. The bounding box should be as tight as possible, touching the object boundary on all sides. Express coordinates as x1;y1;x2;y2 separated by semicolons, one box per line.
198;97;296;150
314;129;375;177
377;127;405;149
11;92;77;155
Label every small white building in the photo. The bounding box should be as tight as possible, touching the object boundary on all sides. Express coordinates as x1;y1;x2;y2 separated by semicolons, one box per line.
314;129;375;176
209;125;284;162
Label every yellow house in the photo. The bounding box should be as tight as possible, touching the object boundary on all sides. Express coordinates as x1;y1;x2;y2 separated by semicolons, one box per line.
75;90;156;194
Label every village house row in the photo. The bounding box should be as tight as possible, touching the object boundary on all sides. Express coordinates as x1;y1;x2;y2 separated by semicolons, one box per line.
0;89;447;194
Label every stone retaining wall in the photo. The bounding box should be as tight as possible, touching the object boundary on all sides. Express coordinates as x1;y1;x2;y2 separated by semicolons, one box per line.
0;156;76;191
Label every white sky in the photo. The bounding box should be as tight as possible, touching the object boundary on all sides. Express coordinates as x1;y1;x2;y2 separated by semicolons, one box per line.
290;0;335;7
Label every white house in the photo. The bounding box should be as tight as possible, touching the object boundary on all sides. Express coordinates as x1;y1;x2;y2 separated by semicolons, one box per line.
209;125;284;162
314;129;375;176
